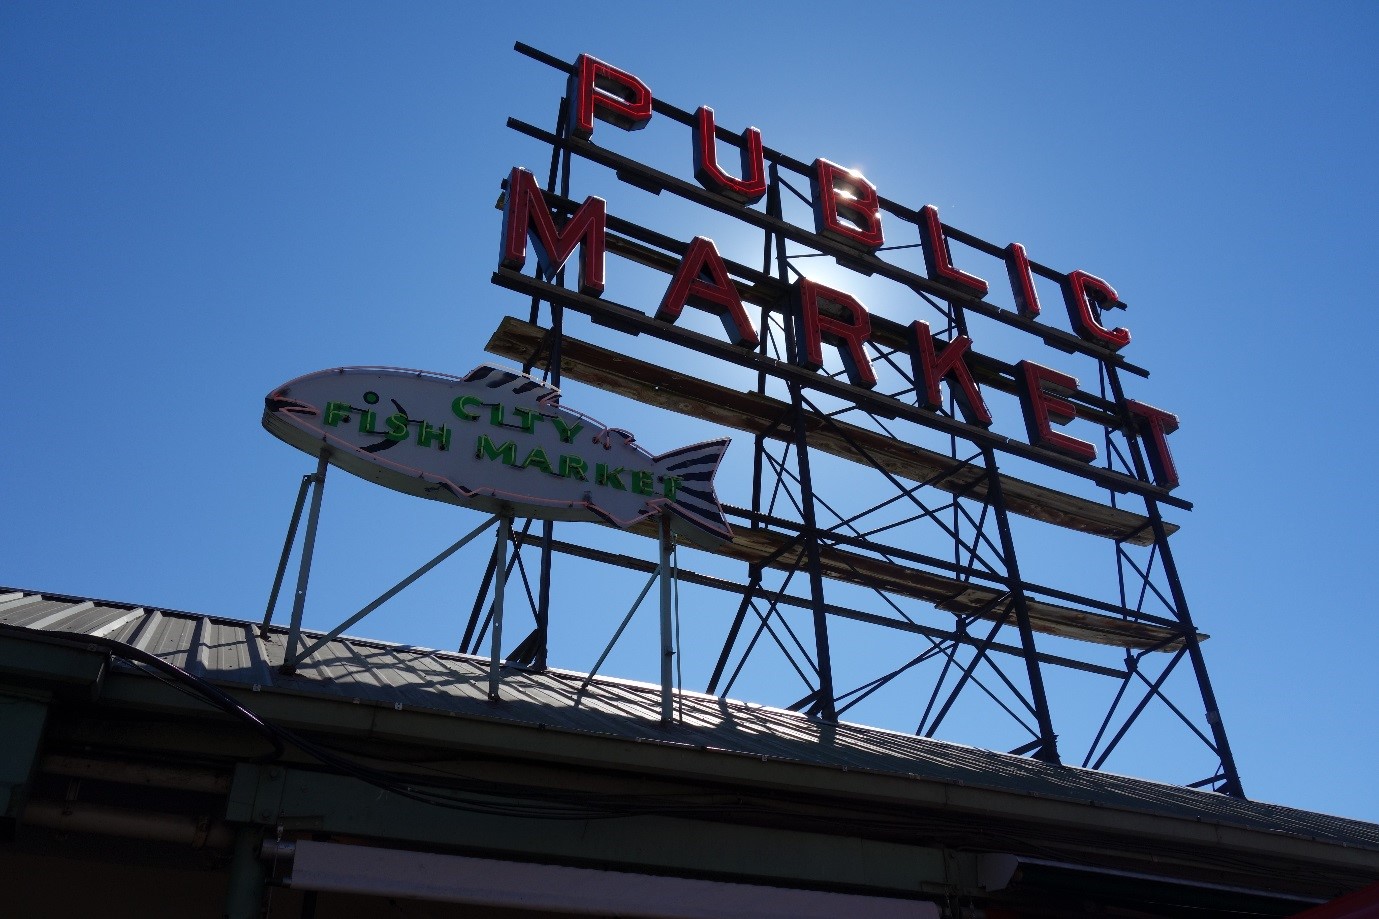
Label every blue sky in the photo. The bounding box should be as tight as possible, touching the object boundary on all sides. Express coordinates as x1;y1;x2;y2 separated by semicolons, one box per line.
4;2;1377;823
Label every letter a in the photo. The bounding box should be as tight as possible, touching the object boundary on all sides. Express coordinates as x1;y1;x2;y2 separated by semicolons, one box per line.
656;237;759;347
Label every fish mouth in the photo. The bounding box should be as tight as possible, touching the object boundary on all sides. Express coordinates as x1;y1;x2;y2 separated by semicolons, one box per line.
266;395;315;416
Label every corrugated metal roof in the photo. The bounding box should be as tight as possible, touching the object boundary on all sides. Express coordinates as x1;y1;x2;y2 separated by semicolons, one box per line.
3;586;1376;851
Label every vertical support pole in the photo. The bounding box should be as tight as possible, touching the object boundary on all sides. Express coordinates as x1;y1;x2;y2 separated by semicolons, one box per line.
223;825;265;919
768;163;836;722
788;386;838;722
527;91;571;674
281;451;329;675
659;514;675;723
980;445;1061;763
1104;366;1245;796
707;300;773;696
488;512;511;700
532;520;554;670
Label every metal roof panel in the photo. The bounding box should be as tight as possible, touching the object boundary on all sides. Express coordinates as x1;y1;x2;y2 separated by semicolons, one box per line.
3;587;1376;852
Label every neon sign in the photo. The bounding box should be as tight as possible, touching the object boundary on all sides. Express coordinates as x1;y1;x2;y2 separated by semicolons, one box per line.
496;53;1180;493
264;364;733;544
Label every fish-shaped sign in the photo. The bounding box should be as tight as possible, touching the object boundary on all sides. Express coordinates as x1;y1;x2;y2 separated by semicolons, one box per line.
263;364;733;545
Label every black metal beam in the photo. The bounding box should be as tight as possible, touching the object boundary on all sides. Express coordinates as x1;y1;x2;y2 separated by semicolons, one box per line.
506;47;1150;378
490;268;1190;510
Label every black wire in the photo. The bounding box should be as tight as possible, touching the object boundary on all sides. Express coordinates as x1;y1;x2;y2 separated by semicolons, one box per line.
6;624;1348;882
14;626;287;762
10;626;758;821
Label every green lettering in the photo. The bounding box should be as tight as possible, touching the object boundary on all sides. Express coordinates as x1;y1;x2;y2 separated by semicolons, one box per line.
417;421;451;451
357;410;378;434
521;447;554;474
476;435;517;465
558;455;588;480
324;401;351;427
661;475;683;502
513;407;544;433
596;464;626;490
385;413;409;442
551;417;584;444
631;470;654;496
489;404;506;426
451;395;482;421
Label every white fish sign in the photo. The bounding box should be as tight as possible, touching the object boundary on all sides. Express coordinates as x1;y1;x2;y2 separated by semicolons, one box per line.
263;364;733;545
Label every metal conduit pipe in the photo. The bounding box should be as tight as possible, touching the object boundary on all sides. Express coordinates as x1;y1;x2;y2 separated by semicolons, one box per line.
39;754;232;794
23;799;235;850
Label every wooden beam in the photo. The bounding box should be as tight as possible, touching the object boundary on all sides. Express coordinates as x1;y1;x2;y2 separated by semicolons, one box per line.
610;514;1197;651
486;317;1174;546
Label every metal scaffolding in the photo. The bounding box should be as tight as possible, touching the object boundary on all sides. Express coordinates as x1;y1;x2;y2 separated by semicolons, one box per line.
466;43;1242;795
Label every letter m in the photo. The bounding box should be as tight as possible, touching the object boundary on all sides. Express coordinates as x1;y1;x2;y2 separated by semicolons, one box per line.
476;435;518;465
499;167;606;296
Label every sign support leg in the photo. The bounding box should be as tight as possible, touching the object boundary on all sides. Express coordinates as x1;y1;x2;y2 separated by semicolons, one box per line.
488;512;512;700
980;444;1061;764
281;451;329;675
260;472;315;639
1103;365;1245;796
767;163;836;722
284;515;500;671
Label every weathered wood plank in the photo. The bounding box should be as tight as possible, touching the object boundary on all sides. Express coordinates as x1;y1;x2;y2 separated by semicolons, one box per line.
485;317;1174;546
612;513;1196;652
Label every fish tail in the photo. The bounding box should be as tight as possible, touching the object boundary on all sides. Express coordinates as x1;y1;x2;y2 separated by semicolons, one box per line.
654;438;732;543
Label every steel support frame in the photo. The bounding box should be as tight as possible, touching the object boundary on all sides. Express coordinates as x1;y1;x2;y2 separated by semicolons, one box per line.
1103;363;1245;795
261;453;501;677
489;43;1244;793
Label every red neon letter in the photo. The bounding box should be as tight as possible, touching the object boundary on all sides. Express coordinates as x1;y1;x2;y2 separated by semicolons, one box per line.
810;159;884;250
917;204;988;298
693;107;766;205
499;167;606;296
1127;400;1180;489
1016;361;1096;462
1062;270;1131;350
568;53;653;139
793;279;876;388
907;321;992;426
656;236;759;347
1004;242;1041;318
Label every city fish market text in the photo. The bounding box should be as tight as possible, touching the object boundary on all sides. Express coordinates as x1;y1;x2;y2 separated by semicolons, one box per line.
263;365;733;545
498;53;1181;491
319;396;682;500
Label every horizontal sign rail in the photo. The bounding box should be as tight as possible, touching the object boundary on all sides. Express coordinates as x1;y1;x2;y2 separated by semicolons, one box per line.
513;193;1128;429
510;44;1148;378
516;533;1129;678
603;511;1197;651
507;116;1150;379
492;268;1190;511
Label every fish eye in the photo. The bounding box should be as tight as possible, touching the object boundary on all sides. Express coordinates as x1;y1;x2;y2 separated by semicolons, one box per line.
363;391;380;405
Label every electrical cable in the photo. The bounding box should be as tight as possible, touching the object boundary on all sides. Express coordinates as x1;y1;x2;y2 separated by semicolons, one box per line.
5;623;1348;885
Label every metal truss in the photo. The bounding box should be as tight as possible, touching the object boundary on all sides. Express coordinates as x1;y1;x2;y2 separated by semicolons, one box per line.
466;43;1244;796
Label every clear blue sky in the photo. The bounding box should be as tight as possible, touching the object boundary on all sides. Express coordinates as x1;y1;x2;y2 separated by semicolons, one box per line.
4;2;1376;822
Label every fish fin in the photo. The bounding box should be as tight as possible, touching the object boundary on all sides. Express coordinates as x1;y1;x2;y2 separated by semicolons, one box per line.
654;438;733;544
463;363;560;404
